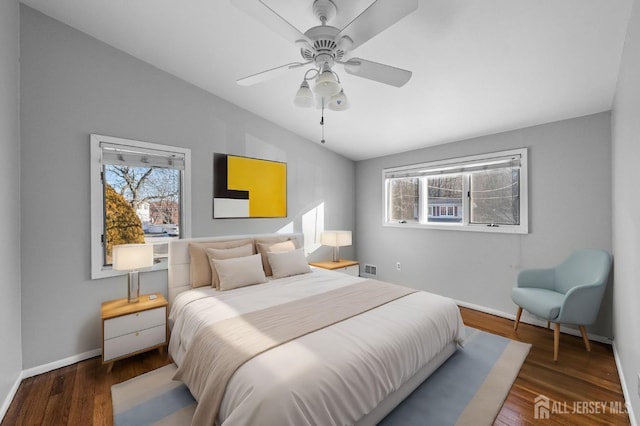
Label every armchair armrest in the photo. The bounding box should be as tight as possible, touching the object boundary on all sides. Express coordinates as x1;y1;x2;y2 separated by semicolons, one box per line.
517;268;555;290
557;282;607;325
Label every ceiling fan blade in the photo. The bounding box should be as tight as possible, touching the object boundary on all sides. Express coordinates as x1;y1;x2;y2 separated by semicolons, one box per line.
337;0;418;51
231;0;311;45
236;62;310;86
342;58;412;87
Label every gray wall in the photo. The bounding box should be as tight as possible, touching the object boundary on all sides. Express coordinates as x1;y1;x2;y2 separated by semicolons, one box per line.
20;6;355;370
0;0;23;416
356;112;613;338
15;6;635;421
612;0;640;421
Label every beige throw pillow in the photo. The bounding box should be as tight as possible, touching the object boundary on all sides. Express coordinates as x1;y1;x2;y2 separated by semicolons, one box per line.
256;239;296;276
188;238;254;288
213;254;267;291
206;243;254;289
267;248;311;279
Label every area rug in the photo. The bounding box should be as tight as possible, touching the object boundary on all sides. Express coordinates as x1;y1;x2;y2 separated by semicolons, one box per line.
111;327;530;426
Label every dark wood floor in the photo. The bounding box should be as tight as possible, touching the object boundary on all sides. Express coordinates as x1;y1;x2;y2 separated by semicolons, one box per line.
2;307;630;425
462;307;629;426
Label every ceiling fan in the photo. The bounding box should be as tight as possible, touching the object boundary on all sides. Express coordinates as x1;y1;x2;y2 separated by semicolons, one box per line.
231;0;418;111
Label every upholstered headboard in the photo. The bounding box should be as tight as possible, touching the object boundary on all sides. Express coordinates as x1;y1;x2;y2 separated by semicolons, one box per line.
167;233;304;303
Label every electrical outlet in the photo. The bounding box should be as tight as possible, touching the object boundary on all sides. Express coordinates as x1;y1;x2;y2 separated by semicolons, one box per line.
396;262;401;271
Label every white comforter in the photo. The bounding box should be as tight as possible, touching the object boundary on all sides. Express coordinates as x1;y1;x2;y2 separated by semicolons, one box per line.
169;269;465;426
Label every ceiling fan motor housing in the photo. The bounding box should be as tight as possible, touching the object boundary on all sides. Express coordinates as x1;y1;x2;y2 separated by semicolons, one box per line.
300;25;345;68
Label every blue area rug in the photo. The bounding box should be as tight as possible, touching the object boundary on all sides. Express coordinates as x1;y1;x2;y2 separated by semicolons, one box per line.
111;327;530;425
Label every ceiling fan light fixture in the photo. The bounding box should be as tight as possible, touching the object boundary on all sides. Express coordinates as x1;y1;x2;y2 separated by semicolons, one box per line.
313;69;341;97
294;80;314;107
328;89;349;111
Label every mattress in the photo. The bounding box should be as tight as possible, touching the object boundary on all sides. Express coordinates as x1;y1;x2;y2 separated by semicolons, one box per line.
169;268;465;425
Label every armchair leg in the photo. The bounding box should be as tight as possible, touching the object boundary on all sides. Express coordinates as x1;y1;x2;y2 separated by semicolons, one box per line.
514;307;523;331
554;323;560;361
579;325;592;352
546;320;551;329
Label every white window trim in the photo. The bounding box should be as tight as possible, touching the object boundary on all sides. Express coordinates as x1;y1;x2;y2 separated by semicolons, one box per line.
90;134;192;279
382;148;528;234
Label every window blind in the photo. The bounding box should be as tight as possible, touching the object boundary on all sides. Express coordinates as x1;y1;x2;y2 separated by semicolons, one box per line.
385;154;521;179
100;142;185;170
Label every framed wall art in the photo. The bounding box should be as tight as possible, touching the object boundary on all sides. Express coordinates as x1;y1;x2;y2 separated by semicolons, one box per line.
213;153;287;218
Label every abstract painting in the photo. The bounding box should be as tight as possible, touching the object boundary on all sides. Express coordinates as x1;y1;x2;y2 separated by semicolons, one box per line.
213;153;287;218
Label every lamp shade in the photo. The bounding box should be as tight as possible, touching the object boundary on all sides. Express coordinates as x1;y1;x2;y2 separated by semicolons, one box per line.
328;89;349;111
294;80;314;108
320;230;352;247
112;244;154;271
313;70;341;97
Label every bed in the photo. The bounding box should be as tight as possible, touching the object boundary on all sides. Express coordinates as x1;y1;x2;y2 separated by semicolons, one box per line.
167;233;465;426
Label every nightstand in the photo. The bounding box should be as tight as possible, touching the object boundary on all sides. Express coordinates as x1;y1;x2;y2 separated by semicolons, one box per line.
101;292;168;372
309;259;360;276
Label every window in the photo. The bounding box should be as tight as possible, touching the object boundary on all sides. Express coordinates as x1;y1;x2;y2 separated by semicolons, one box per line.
386;177;419;223
91;134;191;279
383;148;528;234
427;175;463;223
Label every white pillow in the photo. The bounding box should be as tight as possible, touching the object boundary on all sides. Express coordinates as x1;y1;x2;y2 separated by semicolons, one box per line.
256;239;297;276
206;243;254;289
212;253;267;291
267;248;311;279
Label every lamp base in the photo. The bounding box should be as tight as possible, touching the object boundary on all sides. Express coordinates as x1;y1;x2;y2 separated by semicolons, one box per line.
332;247;340;262
128;271;140;303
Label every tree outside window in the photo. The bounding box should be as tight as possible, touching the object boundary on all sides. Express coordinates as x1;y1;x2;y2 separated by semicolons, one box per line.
103;165;181;265
387;177;419;223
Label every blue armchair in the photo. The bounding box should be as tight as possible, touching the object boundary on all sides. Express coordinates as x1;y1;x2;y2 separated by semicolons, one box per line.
511;249;611;361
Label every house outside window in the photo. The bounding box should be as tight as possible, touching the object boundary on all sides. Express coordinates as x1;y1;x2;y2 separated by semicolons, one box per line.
90;134;191;279
383;148;528;234
427;175;463;223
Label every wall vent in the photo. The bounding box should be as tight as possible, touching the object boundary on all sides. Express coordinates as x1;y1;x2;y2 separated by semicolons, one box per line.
364;264;377;275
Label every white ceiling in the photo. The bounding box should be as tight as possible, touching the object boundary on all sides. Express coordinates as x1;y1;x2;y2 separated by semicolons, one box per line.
21;0;632;161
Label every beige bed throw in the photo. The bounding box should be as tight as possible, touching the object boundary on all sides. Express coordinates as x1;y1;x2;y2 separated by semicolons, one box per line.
173;279;417;426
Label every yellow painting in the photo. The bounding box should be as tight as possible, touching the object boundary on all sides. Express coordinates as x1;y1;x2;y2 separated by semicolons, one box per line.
213;153;287;218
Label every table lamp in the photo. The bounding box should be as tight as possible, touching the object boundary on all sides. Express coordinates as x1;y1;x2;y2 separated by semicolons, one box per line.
112;243;154;303
320;230;352;262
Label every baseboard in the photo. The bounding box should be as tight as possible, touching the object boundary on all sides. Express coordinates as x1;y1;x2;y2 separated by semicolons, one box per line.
21;348;101;379
456;300;613;345
0;371;23;422
613;342;637;426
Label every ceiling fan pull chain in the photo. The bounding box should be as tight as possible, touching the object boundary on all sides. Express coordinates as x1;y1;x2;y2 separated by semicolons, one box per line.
320;100;326;144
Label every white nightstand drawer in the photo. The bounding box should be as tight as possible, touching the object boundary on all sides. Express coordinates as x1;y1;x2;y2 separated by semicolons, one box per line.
104;307;165;340
103;324;166;361
342;264;359;276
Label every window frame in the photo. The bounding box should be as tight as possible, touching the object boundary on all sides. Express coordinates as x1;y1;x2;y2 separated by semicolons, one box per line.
90;134;192;279
382;148;528;234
